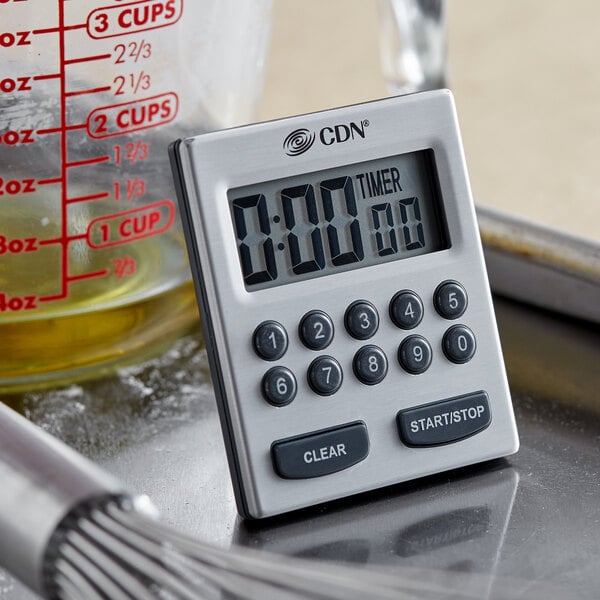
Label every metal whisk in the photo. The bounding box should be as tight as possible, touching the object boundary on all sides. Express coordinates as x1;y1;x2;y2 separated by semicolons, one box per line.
0;402;448;600
44;496;430;600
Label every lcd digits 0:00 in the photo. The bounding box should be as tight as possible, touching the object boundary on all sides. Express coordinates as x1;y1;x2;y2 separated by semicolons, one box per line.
228;150;449;291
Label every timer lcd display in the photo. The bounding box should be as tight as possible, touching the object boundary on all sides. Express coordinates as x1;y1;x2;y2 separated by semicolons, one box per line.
228;150;449;290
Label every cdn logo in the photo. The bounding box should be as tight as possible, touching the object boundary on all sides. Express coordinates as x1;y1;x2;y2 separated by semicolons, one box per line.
283;120;369;156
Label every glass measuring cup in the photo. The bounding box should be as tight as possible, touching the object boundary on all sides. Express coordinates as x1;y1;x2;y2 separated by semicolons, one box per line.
0;0;272;390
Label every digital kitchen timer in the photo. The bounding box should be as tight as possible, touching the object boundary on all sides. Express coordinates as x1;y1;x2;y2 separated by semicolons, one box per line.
169;90;519;519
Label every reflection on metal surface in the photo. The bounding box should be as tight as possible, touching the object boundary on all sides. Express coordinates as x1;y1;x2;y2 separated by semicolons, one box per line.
478;205;600;324
395;506;491;556
295;540;370;564
237;465;518;598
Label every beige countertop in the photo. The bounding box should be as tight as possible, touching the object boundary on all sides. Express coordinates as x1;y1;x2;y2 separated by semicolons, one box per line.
260;0;600;242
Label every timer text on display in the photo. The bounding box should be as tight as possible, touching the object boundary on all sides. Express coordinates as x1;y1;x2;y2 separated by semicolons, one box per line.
170;90;519;519
229;151;448;290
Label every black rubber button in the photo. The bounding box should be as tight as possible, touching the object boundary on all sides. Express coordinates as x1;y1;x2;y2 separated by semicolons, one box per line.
308;355;343;396
353;345;388;385
398;335;432;374
261;366;297;406
389;290;424;329
443;325;477;364
434;280;468;320
397;391;491;446
344;300;379;340
271;421;369;479
299;310;334;350
253;320;288;361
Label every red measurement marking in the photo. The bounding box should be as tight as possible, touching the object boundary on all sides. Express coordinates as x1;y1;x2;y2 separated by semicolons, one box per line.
0;30;32;48
36;123;86;135
32;24;86;35
0;293;38;313
127;140;149;162
39;233;88;247
65;85;111;97
87;92;178;139
0;76;32;92
0;129;35;145
0;235;39;255
132;39;146;61
114;177;146;201
87;0;182;39
113;70;151;96
68;270;110;283
66;155;110;168
57;0;69;300
37;177;62;186
64;53;112;65
39;237;61;247
86;199;175;249
33;73;60;81
114;40;152;64
114;140;149;165
39;293;68;302
113;255;137;278
0;177;36;195
67;191;111;204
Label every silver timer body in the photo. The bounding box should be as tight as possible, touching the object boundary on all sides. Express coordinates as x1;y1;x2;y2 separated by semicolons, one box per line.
170;90;519;519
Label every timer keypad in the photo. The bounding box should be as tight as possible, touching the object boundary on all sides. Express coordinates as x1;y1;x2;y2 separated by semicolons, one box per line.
254;280;478;408
443;324;477;364
262;366;297;406
299;310;334;350
308;355;344;396
398;335;433;374
389;290;424;329
353;345;388;385
253;321;288;361
345;300;379;340
434;280;468;319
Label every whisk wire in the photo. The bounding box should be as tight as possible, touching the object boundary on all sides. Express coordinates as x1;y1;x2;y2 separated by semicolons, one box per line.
55;573;98;600
64;529;153;600
110;504;418;600
165;549;330;600
45;495;490;600
57;546;120;600
90;507;224;599
75;513;201;600
96;506;312;600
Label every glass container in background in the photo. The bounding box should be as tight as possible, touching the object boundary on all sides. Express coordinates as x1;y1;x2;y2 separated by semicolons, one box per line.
378;0;446;94
0;0;272;391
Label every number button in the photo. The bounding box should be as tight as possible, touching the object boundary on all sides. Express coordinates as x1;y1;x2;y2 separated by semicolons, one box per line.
344;300;379;340
308;356;343;396
299;310;334;350
434;280;468;320
389;290;424;329
253;321;288;361
443;325;477;364
398;335;432;374
262;367;297;406
353;345;388;385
